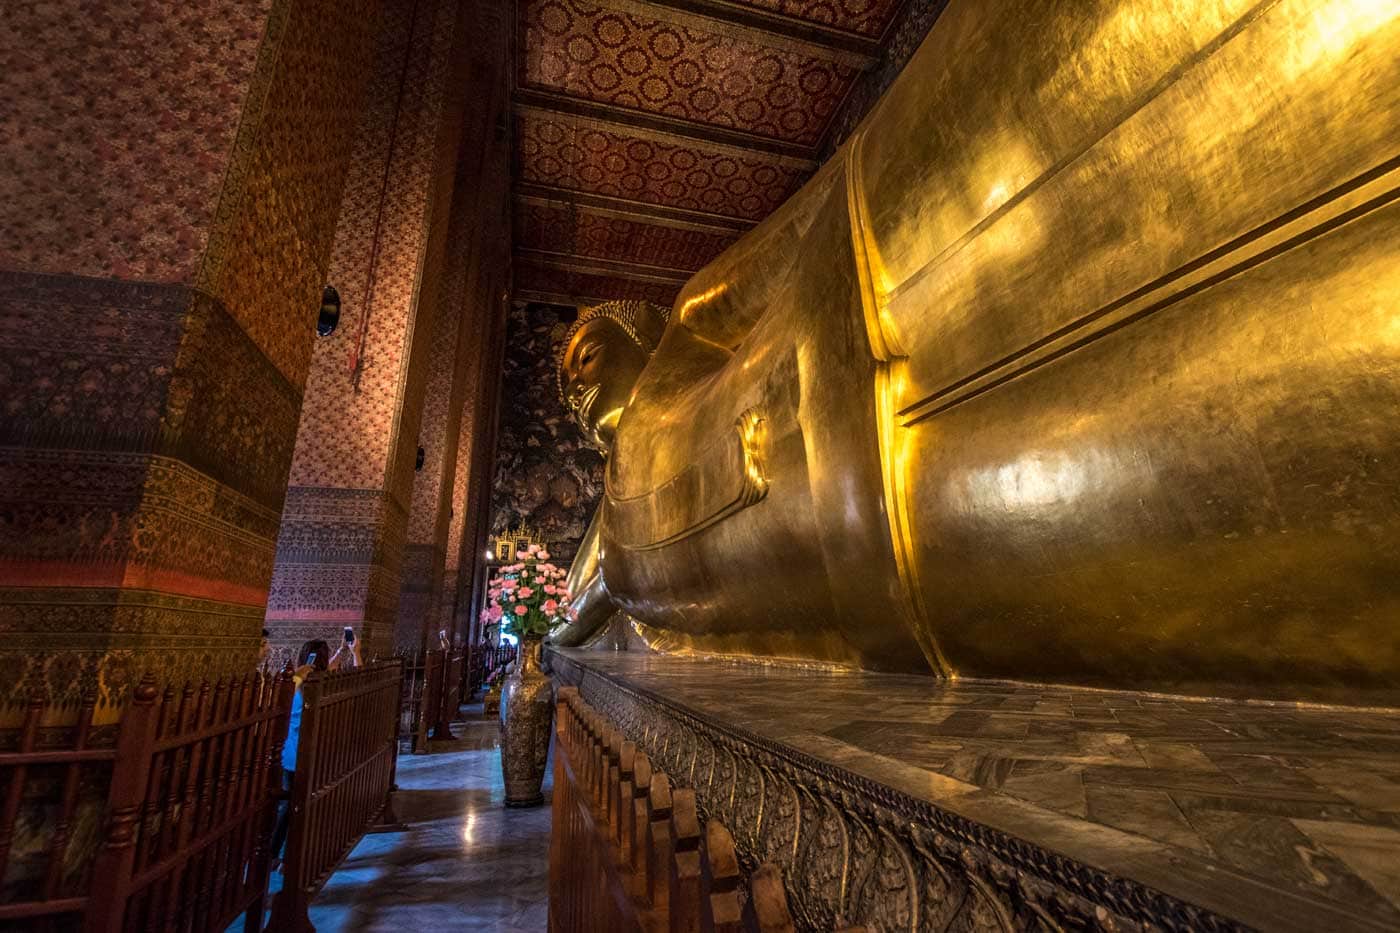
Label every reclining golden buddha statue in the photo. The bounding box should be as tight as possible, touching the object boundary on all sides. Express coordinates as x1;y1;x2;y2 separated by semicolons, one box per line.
552;0;1400;705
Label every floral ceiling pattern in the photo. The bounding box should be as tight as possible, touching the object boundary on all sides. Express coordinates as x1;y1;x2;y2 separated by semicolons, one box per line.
510;0;917;308
522;0;857;145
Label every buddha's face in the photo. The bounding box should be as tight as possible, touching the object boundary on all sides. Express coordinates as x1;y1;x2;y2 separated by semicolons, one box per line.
560;316;650;453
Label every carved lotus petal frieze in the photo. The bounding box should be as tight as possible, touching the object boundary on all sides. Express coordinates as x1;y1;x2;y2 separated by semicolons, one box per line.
711;744;737;826
794;789;848;929
693;734;715;798
731;757;765;855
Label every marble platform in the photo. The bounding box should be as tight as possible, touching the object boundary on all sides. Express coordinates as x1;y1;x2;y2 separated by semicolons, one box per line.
549;648;1400;933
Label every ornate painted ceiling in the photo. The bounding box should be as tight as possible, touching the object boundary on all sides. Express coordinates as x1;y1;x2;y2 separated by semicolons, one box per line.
495;0;948;559
509;0;938;307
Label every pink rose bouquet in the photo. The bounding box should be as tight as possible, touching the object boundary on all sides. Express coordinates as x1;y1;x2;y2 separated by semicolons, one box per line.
481;542;572;638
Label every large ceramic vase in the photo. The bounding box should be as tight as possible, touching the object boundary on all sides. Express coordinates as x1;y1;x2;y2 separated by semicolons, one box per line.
499;637;552;807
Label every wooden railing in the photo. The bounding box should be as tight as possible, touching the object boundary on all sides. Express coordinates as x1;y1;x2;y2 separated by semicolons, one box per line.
551;686;815;933
396;649;434;754
434;650;464;741
269;660;403;932
0;694;113;927
467;643;517;697
0;672;294;932
395;648;463;754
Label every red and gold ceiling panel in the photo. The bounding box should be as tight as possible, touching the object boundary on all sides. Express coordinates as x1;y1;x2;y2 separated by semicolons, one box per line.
522;0;856;145
518;113;805;221
514;257;684;308
515;201;738;272
509;0;922;310
721;0;905;39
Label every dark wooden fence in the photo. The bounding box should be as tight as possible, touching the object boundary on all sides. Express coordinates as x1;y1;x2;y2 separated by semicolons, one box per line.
550;686;832;933
396;649;432;754
0;672;294;932
395;649;464;755
269;660;402;932
434;651;463;741
0;694;111;928
466;643;517;698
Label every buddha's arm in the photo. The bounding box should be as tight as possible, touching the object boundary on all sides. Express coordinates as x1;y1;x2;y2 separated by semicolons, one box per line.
666;156;842;354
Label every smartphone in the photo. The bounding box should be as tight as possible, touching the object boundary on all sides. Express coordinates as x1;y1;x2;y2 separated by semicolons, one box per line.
306;652;317;666
344;626;355;645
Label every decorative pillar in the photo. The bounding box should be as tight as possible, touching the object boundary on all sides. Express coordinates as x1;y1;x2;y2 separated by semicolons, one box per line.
0;0;380;713
395;0;511;650
264;0;475;660
442;269;511;648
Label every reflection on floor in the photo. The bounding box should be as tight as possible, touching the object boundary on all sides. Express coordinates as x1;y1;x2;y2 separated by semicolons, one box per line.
298;704;552;932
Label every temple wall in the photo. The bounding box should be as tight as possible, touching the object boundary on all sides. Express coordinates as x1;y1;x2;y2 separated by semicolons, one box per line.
265;0;477;661
396;1;513;650
0;0;380;713
444;272;511;647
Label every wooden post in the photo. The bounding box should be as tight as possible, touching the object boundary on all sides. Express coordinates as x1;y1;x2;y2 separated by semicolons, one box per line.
627;752;652;899
549;694;569;930
668;787;703;933
84;677;162;933
703;821;744;933
746;863;798;933
416;649;444;753
268;671;321;933
605;728;622;831
589;714;605;806
431;650;462;741
245;669;296;930
617;740;636;858
645;771;673;916
371;661;410;833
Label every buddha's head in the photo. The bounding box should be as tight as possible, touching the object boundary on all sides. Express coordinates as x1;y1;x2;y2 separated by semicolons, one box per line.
556;300;670;453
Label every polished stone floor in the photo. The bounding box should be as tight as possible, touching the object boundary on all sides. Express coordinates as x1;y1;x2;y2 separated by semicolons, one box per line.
557;650;1400;932
294;705;552;932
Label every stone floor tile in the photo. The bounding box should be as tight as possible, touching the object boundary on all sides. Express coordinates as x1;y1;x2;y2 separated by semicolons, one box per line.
1293;819;1400;913
1084;784;1212;854
1183;808;1400;924
1001;762;1088;817
1305;767;1400;811
1135;741;1221;772
291;705;552;932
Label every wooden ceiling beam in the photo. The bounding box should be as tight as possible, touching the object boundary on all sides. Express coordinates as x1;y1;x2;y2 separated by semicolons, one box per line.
515;183;755;235
515;248;694;285
515;287;661;308
514;89;819;169
609;0;879;69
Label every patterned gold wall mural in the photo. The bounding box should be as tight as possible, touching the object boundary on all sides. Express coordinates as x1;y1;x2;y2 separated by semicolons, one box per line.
488;303;603;565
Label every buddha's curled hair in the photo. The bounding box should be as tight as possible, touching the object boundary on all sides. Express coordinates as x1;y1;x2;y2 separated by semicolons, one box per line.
554;300;671;403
